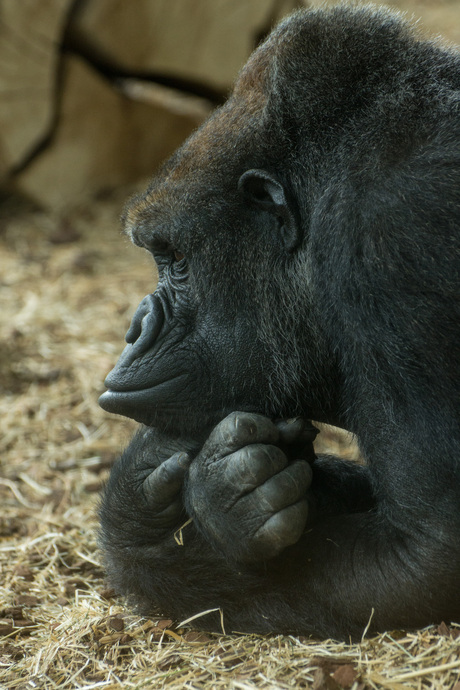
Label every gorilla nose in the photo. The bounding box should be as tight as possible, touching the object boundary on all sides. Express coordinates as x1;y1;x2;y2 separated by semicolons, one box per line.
125;294;164;354
103;294;166;391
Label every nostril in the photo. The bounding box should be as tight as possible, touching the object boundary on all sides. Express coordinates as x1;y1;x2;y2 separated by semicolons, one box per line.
125;319;141;344
103;291;167;391
125;295;152;344
125;294;164;356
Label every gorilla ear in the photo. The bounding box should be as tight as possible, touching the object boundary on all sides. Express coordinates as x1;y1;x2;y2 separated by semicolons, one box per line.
238;169;301;251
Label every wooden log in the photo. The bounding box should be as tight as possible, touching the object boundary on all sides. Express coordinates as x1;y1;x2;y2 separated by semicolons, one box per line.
15;56;200;207
70;0;301;92
0;0;72;178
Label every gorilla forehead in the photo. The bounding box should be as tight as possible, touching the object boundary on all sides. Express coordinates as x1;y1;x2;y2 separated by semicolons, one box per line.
123;3;455;253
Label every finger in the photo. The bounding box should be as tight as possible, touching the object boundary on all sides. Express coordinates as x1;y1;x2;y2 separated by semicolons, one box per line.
204;412;280;458
250;499;309;560
143;451;191;509
276;417;318;445
250;460;312;513
276;418;318;462
223;444;288;491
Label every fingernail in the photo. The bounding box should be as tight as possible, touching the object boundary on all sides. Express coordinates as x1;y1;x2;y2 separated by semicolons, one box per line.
177;452;191;468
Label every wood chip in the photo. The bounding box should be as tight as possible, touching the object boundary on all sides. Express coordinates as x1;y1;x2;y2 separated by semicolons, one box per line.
331;664;359;688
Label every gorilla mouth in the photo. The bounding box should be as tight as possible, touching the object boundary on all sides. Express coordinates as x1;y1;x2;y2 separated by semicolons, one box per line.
99;389;158;426
99;374;189;418
99;388;148;418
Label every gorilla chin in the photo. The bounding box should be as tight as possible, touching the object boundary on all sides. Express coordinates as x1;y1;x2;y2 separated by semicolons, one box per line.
100;384;272;437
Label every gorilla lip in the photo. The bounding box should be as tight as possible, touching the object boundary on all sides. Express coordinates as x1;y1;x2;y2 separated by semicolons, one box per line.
99;374;189;415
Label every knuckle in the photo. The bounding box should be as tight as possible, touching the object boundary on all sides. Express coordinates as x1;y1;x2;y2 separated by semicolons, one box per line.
158;452;190;484
256;501;308;549
228;412;259;445
288;500;309;533
222;412;276;445
236;445;255;466
239;444;287;479
234;412;259;437
279;473;301;500
172;451;191;468
215;411;248;446
255;465;309;511
291;460;313;486
157;460;174;484
262;475;296;507
249;443;286;466
251;521;288;559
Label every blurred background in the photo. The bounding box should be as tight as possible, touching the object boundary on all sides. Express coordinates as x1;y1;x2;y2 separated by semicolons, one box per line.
1;0;460;208
1;2;460;685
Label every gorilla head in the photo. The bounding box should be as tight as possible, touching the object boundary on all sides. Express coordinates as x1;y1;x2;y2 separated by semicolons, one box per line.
100;5;459;447
99;13;342;436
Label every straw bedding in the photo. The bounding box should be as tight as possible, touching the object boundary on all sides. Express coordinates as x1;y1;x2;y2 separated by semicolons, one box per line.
0;192;459;689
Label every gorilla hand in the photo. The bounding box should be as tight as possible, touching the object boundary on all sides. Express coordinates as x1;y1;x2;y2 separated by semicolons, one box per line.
141;451;192;530
99;427;195;548
185;412;314;563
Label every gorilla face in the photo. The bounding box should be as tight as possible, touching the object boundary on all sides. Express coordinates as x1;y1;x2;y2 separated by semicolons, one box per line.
98;16;348;437
99;227;274;436
99;137;325;437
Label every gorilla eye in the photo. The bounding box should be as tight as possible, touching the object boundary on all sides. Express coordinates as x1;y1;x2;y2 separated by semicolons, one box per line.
174;250;185;262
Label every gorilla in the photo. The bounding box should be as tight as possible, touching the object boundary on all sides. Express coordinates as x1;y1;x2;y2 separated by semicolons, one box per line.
98;5;460;639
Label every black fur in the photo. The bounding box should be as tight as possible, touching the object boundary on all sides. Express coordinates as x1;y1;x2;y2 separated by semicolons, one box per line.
99;5;460;639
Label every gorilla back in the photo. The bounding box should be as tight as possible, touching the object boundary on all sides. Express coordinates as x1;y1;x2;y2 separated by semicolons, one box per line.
99;5;460;639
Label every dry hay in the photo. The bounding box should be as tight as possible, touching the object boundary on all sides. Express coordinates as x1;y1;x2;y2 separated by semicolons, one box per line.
0;192;459;689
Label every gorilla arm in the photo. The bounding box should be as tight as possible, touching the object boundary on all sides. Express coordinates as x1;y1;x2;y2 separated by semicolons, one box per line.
183;413;459;637
99;413;454;639
99;416;316;619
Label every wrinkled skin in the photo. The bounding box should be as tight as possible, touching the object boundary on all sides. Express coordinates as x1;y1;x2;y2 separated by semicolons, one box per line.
99;5;460;639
